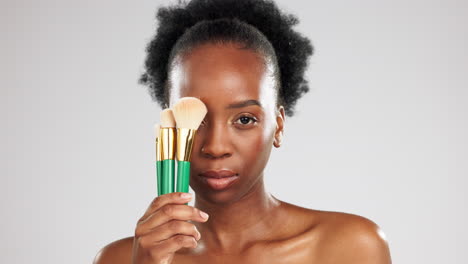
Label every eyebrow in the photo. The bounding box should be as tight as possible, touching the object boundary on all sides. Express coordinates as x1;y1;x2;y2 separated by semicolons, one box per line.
226;99;263;109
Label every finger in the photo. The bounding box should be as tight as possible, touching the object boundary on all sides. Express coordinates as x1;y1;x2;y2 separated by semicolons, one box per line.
146;220;201;242
136;204;208;236
149;235;198;258
139;192;193;223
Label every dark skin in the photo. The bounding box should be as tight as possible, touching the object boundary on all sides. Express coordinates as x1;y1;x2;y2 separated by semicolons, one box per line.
94;43;392;264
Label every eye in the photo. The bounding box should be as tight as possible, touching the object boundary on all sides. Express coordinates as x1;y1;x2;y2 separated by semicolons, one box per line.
234;115;258;127
239;116;253;124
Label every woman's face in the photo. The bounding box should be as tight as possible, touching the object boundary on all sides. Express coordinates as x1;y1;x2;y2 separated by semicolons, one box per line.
169;43;284;204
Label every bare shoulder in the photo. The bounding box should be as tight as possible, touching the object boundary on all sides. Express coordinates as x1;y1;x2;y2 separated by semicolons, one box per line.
276;200;391;263
93;236;134;264
313;209;392;263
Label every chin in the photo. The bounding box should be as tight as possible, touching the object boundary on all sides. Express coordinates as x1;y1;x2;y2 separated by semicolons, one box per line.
198;192;240;205
191;184;237;205
191;174;262;206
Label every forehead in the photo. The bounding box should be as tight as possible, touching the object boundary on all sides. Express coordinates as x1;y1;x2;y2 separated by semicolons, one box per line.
168;43;276;108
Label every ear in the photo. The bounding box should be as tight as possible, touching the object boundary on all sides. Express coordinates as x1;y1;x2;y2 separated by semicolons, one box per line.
273;106;285;148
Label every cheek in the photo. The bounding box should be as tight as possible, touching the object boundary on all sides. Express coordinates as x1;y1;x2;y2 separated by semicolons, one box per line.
189;123;275;177
236;130;270;157
235;127;275;174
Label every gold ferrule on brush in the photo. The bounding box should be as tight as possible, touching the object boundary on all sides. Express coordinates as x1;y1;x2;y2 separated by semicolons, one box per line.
156;138;162;161
176;128;197;162
160;127;176;160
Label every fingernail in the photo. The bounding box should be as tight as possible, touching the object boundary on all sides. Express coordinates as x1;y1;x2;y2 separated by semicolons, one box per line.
199;211;209;219
180;193;192;199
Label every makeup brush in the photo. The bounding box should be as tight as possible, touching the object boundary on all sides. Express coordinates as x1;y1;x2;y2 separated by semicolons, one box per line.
160;109;176;194
172;97;208;195
154;124;162;196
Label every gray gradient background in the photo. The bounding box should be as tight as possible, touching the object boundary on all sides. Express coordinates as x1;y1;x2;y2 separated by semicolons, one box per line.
1;0;467;263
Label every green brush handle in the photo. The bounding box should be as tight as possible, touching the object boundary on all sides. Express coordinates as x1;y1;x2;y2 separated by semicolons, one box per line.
176;161;191;193
176;161;191;205
156;160;162;196
162;159;175;194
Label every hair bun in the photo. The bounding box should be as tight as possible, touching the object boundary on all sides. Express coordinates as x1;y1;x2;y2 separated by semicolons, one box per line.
140;0;314;116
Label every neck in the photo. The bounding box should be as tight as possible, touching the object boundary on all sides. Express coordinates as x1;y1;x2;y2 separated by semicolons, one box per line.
193;177;281;254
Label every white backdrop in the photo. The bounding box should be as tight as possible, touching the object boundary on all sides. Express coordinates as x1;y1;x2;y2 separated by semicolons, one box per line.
1;0;467;263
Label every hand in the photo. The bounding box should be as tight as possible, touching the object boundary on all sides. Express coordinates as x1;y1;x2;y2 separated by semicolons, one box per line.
131;192;209;264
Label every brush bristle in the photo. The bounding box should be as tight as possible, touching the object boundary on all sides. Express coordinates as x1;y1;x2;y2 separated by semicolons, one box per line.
160;109;176;128
172;97;208;130
154;124;160;140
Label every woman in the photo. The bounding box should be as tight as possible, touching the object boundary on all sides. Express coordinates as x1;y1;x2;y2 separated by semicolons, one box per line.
94;0;392;263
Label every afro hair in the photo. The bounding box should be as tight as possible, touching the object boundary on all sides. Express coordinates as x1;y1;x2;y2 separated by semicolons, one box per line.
139;0;314;116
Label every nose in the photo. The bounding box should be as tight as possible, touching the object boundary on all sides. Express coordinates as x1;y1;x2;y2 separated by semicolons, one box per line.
199;123;233;159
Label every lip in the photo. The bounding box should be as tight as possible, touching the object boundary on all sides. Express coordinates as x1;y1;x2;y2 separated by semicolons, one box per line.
198;170;239;190
199;170;237;179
